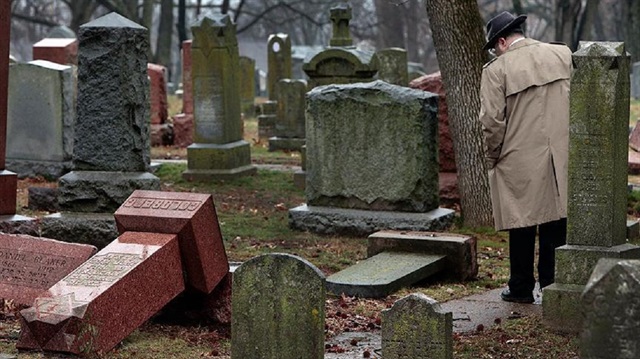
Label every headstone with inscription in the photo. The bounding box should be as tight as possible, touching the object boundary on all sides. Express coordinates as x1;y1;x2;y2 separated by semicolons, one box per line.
543;42;640;332
17;231;184;355
32;38;78;65
258;100;277;141
231;253;325;359
382;293;453;359
269;79;307;152
239;56;256;117
7;60;76;178
303;4;378;89
0;234;96;306
581;259;640;359
182;12;256;181
375;48;409;87
267;34;292;100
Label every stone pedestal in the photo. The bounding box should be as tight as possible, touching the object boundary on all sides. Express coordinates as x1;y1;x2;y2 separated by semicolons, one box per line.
258;101;277;141
0;170;17;214
183;142;256;181
268;137;305;152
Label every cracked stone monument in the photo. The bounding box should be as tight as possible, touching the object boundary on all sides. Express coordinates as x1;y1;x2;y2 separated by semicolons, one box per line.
269;79;307;152
267;34;292;100
543;42;640;332
375;48;409;87
0;1;33;232
182;12;256;181
289;80;454;235
382;293;453;359
303;4;378;90
231;253;325;359
7;60;76;178
581;259;640;359
41;12;160;247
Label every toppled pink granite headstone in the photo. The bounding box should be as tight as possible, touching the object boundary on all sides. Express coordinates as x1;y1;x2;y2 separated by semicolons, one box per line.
172;113;193;147
32;38;78;65
114;190;229;293
17;231;184;355
147;63;168;125
0;234;96;306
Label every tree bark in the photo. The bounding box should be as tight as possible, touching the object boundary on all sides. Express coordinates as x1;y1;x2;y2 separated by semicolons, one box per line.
424;0;493;228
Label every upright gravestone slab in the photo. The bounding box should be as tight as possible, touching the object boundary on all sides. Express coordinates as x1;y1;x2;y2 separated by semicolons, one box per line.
231;253;325;359
632;61;640;100
289;80;454;235
239;56;256;117
269;79;307;151
172;40;194;148
267;34;292;100
182;12;256;181
303;4;378;89
375;48;409;87
148;63;171;146
7;60;76;178
258;100;277;140
543;42;640;332
581;259;640;359
0;233;96;306
32;38;78;66
17;231;184;355
382;293;453;359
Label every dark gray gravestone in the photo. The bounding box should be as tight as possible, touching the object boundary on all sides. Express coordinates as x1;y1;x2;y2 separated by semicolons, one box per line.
382;293;453;359
581;259;640;359
231;253;325;359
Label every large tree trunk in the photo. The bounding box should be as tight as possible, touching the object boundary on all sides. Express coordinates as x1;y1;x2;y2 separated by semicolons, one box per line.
626;0;640;63
154;0;174;71
424;0;493;228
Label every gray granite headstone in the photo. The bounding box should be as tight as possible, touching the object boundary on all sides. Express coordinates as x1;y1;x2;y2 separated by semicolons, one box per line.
7;60;75;178
267;33;292;100
543;42;640;332
231;253;325;359
375;48;409;86
305;80;439;212
382;293;453;359
581;259;640;359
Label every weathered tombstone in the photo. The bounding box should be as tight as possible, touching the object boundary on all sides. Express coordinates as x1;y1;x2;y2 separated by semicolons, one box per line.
148;63;171;146
239;56;256;117
231;253;325;359
32;38;78;65
382;293;453;359
17;231;184;355
292;45;323;80
7;60;76;178
258;100;277;140
0;233;96;306
581;259;640;358
407;62;427;81
290;81;454;235
267;34;292;100
182;12;256;181
375;48;409;86
303;4;378;89
172;40;194;147
269;79;307;151
41;12;160;245
543;41;640;332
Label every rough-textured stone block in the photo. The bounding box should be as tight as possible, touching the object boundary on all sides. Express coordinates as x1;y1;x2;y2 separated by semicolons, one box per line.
274;79;306;139
172;113;193;147
183;142;256;181
17;232;184;355
231;253;325;359
32;38;78;65
382;293;452;359
305;80;439;212
555;244;640;285
0;215;38;236
368;230;477;281
375;48;409;87
543;283;584;332
0;233;96;306
27;187;58;212
40;212;118;248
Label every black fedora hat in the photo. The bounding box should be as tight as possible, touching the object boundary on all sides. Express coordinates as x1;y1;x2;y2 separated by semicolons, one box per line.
483;11;527;51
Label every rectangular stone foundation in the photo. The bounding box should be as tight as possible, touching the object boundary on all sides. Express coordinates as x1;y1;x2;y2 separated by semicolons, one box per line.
542;283;584;332
268;137;305;152
0;170;17;215
183;141;256;181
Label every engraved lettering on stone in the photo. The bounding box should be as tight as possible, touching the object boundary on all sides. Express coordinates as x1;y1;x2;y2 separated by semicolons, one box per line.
123;197;202;211
64;253;142;287
0;249;71;288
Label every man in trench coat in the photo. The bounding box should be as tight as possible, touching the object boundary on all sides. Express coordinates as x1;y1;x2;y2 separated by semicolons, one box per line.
479;12;572;303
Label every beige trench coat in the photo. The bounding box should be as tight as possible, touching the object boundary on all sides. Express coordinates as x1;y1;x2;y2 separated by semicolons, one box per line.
479;38;572;231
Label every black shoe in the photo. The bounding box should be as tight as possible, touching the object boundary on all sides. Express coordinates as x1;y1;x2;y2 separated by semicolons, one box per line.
500;289;534;303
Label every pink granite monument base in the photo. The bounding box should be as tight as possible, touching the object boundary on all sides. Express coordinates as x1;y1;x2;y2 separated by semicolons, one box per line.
0;234;96;306
17;231;184;355
114;190;229;293
147;63;168;125
172;113;194;147
32;38;78;65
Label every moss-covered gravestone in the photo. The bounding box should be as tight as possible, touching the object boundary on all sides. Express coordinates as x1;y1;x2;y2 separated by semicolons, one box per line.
302;4;378;89
269;79;307;152
375;48;409;86
182;12;255;181
382;293;453;359
267;34;292;101
581;259;640;359
258;101;277;140
289;80;454;235
239;56;255;117
231;253;325;359
543;42;640;332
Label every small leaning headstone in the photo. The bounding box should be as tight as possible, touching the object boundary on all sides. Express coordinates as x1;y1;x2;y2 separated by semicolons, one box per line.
382;293;453;359
231;253;325;359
